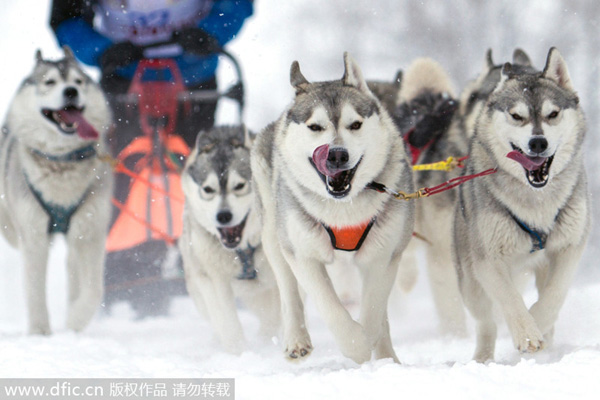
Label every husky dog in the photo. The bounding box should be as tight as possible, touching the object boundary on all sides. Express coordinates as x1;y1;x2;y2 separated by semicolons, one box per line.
0;47;113;334
180;126;280;354
385;58;468;335
452;48;591;362
252;53;414;363
368;51;538;336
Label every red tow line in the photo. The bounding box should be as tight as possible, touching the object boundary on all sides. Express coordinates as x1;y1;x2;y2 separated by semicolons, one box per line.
367;156;497;200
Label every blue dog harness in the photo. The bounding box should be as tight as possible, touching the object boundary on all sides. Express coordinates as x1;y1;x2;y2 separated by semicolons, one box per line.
510;213;548;253
26;145;97;234
236;245;257;280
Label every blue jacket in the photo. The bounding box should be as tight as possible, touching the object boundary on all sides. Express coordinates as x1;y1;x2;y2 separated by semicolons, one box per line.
50;0;253;86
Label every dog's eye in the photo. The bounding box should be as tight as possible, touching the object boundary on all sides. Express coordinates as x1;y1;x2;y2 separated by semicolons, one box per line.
547;110;559;119
44;79;56;86
349;121;362;130
510;113;523;121
74;78;83;85
308;124;323;132
203;186;215;194
234;182;246;191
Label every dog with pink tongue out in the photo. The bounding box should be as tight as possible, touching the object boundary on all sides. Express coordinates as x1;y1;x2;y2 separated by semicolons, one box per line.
252;53;415;363
452;47;591;363
0;47;113;335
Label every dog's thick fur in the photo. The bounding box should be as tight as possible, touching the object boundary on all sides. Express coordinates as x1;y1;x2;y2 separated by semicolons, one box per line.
392;58;469;335
180;126;280;354
252;53;414;363
452;48;591;362
369;52;540;336
0;48;113;334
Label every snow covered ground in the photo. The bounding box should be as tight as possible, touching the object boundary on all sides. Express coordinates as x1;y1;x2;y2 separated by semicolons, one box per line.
1;1;600;399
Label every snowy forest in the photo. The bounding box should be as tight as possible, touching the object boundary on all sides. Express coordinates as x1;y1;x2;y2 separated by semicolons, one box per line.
0;1;599;399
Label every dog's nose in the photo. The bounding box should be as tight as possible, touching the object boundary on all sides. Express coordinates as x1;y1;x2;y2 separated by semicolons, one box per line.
63;87;78;99
529;136;548;154
326;148;350;170
216;210;233;225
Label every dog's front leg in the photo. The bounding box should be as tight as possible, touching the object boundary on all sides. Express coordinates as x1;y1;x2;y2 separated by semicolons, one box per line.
529;245;584;344
21;236;51;335
358;254;400;362
474;257;544;355
261;225;311;360
424;232;467;336
195;274;245;354
287;253;371;364
65;233;105;332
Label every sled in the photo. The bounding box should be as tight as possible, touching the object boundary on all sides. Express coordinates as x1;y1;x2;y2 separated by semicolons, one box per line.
103;49;244;315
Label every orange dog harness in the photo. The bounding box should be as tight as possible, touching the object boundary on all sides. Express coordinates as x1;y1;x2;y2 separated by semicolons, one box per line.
322;218;375;252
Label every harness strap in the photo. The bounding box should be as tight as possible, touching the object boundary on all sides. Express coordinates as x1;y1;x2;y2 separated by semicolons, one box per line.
367;167;497;201
236;245;257;280
30;144;97;163
25;175;91;234
510;213;548;253
322;218;375;252
22;146;97;235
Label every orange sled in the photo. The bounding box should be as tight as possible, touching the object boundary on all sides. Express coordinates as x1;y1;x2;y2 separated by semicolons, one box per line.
103;52;245;316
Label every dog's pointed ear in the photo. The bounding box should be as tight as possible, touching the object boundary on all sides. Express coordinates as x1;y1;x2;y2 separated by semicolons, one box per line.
35;49;43;63
195;129;214;153
194;129;205;148
342;52;371;95
394;70;403;89
512;48;532;67
62;45;75;62
290;61;309;95
542;47;573;91
493;62;512;92
242;125;254;150
485;49;494;71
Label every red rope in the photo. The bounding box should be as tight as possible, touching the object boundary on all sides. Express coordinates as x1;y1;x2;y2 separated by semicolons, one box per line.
423;167;497;196
110;198;178;245
113;163;185;204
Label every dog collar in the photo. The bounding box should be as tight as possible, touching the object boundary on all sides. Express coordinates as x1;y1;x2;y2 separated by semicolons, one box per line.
29;144;97;163
510;213;547;253
236;245;257;280
322;218;375;252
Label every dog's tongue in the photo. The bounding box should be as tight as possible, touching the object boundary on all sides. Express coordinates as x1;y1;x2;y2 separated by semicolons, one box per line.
57;109;99;140
312;144;340;177
506;150;546;171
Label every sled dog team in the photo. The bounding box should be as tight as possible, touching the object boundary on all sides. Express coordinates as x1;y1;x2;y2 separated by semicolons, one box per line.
0;46;590;364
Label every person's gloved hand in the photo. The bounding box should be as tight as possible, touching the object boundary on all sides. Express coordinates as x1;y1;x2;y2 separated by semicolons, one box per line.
173;27;221;55
100;42;144;73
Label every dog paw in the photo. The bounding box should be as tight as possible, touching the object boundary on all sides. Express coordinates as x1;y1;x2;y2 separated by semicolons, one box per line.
223;341;245;356
29;325;51;336
285;338;313;361
338;322;371;364
514;331;545;354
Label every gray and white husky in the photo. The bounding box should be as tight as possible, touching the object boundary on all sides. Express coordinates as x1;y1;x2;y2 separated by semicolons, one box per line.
370;51;539;336
452;47;591;362
0;47;113;334
180;126;280;354
252;53;414;363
